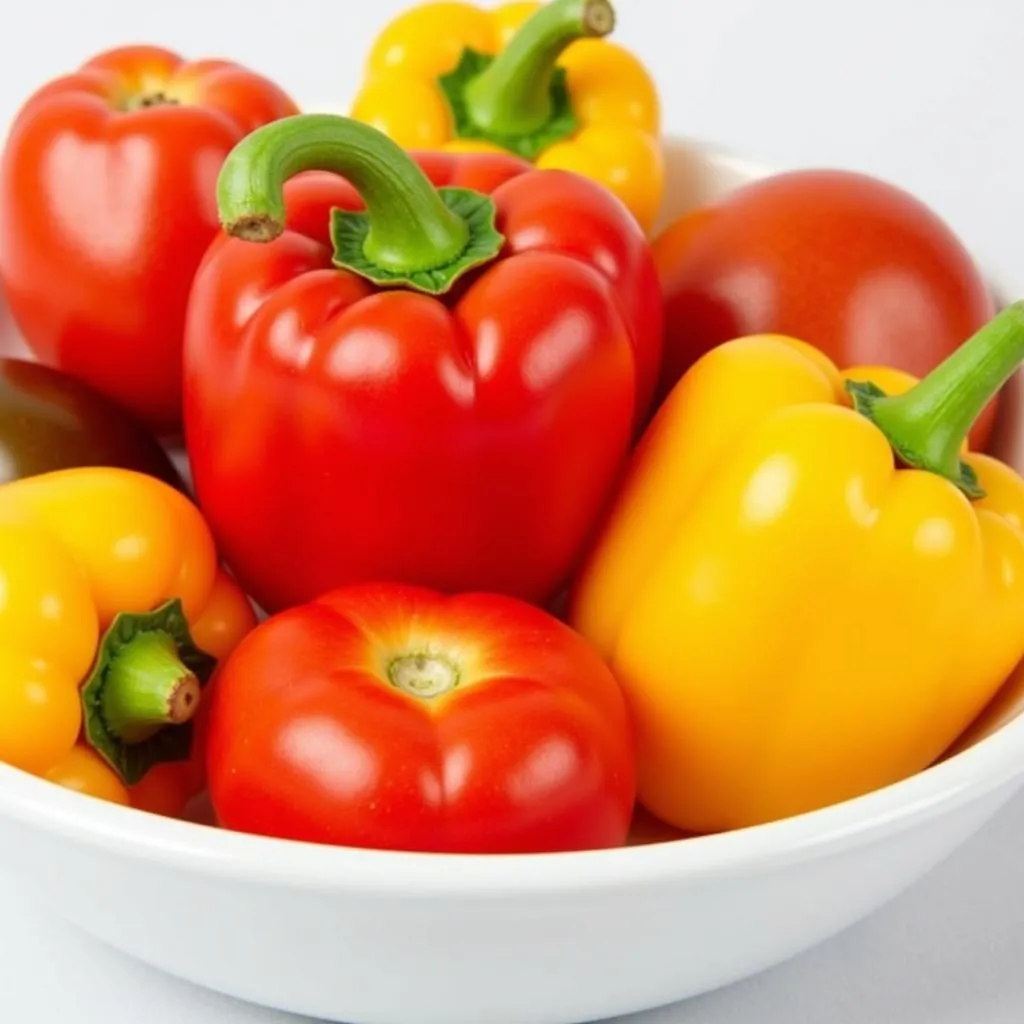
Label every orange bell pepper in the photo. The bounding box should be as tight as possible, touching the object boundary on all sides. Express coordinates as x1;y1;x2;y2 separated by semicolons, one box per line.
0;467;256;806
570;305;1024;834
350;0;663;231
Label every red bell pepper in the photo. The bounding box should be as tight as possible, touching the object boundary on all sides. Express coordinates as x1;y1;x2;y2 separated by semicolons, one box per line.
205;582;637;853
0;45;299;433
183;113;662;613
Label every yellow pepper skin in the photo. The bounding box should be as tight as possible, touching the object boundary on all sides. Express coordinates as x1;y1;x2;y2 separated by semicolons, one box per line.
0;467;256;802
570;307;1024;835
351;0;663;231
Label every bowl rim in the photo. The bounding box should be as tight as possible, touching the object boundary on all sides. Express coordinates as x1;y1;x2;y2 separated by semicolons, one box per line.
1;134;1023;897
2;699;1022;894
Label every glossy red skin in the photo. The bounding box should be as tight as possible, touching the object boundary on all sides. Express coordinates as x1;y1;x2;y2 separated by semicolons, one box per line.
205;583;637;854
184;154;662;613
655;169;999;448
0;46;298;433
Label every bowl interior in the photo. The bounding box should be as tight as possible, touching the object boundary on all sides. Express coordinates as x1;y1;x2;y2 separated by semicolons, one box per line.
0;134;1021;879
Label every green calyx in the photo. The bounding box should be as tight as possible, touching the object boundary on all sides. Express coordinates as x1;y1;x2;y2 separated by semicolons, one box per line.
440;0;616;161
81;598;216;786
331;186;502;292
846;300;1024;500
216;113;505;295
440;49;577;161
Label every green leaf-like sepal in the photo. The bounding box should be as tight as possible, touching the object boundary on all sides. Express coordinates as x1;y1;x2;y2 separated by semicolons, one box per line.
330;187;504;295
81;598;217;786
845;378;984;500
438;47;578;161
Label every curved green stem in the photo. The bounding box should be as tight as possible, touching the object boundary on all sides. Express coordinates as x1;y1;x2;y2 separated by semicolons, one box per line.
463;0;615;138
217;114;505;293
218;113;467;270
846;301;1024;498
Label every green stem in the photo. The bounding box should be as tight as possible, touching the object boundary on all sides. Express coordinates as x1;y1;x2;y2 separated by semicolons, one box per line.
217;113;505;295
846;301;1024;498
81;598;217;786
217;113;469;274
463;0;615;138
101;631;200;745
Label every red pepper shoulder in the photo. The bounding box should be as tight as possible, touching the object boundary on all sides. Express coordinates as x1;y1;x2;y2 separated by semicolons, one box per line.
410;150;533;193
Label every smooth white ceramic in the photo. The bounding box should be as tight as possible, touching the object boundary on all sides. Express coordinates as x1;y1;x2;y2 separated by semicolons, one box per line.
0;136;1023;1024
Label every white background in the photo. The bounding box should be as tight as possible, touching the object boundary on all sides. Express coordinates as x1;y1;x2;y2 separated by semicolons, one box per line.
1;0;1023;1021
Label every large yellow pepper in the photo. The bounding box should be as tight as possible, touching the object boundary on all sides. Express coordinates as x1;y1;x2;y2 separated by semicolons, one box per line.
569;304;1024;834
0;467;256;806
350;0;663;231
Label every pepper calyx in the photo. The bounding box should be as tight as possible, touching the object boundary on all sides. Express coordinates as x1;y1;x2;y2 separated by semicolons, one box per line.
81;598;217;786
330;186;504;295
439;48;578;162
845;378;984;499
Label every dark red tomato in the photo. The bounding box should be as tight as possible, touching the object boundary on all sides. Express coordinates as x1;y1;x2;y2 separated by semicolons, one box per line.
653;169;998;449
0;357;182;487
206;583;637;854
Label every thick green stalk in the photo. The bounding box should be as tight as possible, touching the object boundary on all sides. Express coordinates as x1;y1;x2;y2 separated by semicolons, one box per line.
463;0;615;138
846;301;1024;498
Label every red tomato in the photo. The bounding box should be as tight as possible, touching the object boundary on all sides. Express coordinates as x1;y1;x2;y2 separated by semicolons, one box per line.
0;45;298;432
653;169;999;448
206;583;637;854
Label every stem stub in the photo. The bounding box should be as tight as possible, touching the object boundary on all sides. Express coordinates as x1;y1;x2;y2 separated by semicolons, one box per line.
81;598;217;786
388;653;460;699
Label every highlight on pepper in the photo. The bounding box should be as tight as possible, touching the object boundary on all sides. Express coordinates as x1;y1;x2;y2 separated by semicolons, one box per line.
350;0;664;231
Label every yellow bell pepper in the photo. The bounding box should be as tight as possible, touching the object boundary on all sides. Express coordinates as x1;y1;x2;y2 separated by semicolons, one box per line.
0;467;256;804
350;0;663;231
569;304;1024;834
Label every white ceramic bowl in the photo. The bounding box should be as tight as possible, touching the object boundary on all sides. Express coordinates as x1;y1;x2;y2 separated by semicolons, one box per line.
1;136;1024;1024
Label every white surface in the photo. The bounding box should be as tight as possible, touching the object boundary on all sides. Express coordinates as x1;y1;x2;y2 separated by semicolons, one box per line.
1;0;1023;1021
2;791;1024;1024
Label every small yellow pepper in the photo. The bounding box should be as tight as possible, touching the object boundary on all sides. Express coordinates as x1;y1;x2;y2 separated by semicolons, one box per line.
351;0;663;231
0;467;256;805
570;305;1024;834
